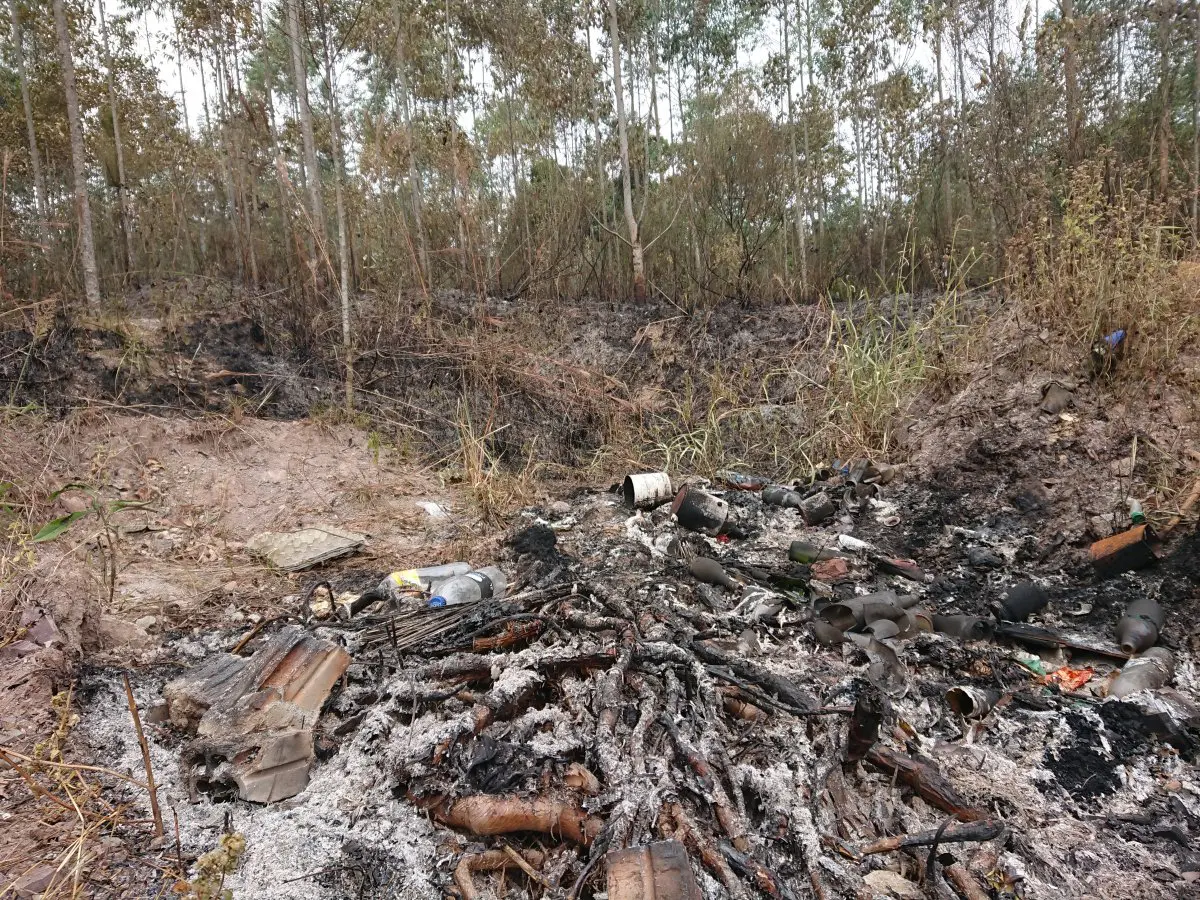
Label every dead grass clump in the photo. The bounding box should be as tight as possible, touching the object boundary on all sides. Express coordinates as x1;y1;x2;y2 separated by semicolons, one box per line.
1008;162;1200;376
452;399;541;524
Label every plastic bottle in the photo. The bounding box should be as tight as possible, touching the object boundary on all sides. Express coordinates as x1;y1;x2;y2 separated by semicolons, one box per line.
788;541;841;564
345;563;472;615
1115;596;1163;654
430;566;508;607
1109;647;1173;699
382;563;471;596
689;557;739;590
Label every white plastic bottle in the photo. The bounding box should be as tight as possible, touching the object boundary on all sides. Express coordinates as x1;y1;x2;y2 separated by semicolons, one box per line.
430;567;508;607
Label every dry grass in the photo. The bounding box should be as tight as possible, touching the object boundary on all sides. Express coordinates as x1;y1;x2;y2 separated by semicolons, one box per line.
0;690;184;899
1008;163;1200;377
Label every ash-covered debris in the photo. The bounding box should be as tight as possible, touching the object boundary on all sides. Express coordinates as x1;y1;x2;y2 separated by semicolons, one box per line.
126;463;1200;899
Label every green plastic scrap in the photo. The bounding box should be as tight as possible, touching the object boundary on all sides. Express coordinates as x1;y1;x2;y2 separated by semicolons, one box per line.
1013;650;1047;677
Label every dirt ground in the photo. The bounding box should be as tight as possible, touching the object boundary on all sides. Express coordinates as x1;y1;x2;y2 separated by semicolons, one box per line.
1;287;1198;899
0;409;486;896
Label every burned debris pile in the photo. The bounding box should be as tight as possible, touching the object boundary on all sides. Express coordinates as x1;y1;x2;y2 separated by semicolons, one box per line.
161;464;1200;900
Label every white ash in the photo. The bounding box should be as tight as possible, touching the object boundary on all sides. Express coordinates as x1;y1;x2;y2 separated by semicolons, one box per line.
77;670;440;900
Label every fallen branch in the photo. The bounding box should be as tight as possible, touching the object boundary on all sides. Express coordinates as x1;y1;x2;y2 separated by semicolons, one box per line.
843;819;1005;858
662;716;750;852
720;842;798;900
421;794;603;845
692;642;818;712
943;861;991;900
1162;473;1200;535
665;801;748;900
864;747;986;822
123;673;163;837
502;844;550;888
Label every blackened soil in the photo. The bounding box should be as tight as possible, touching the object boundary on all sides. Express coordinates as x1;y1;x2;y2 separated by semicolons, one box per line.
0;312;331;420
1045;710;1124;800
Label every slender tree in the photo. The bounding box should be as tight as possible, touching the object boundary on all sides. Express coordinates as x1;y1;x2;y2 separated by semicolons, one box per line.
52;0;102;305
287;0;326;238
9;0;47;232
606;0;646;301
98;0;136;277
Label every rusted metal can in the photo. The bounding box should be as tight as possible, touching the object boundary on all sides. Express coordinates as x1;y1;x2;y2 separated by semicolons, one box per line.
670;484;729;536
1109;647;1173;698
799;491;835;525
946;686;1000;720
1089;525;1158;578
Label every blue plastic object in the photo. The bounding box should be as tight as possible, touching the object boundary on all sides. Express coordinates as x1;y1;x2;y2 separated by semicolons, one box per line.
1105;329;1126;349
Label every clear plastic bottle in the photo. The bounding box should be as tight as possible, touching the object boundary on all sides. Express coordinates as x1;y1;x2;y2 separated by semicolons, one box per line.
381;563;471;597
430;566;508;607
346;563;471;616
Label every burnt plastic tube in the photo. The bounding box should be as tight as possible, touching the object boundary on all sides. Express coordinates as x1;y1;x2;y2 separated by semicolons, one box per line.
945;686;1000;720
930;614;994;641
761;484;804;509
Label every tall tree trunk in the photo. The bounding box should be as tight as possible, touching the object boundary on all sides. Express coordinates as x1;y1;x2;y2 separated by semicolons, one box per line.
231;41;259;288
98;0;135;279
287;0;326;238
606;0;646;301
443;0;471;286
215;49;244;282
1193;0;1199;245
1061;0;1081;164
256;0;298;292
9;0;47;231
783;0;807;298
52;0;101;305
1152;4;1175;203
319;0;353;406
394;23;431;290
804;0;821;274
171;9;189;130
935;21;951;241
199;52;211;130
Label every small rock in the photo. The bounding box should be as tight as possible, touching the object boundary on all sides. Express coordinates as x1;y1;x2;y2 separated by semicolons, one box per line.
224;580;239;594
967;546;1004;569
96;615;155;650
550;500;572;517
135;615;157;632
1110;456;1135;478
12;864;57;898
60;493;91;514
417;501;449;520
863;869;924;899
1039;381;1075;414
